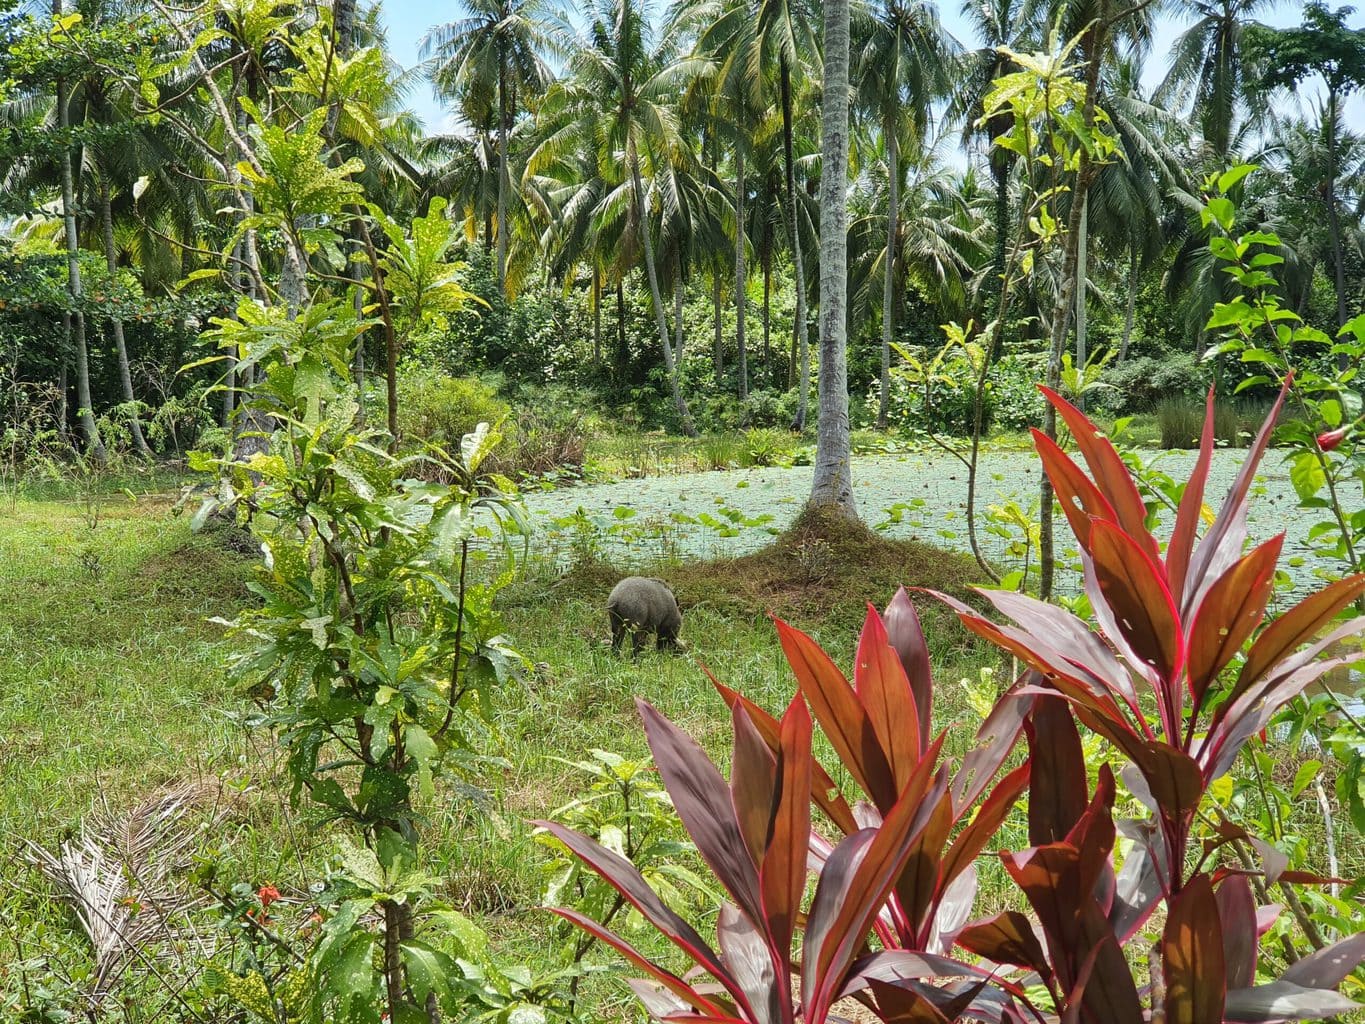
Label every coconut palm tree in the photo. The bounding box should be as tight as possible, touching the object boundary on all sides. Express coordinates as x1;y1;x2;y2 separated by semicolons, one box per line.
1155;0;1275;161
695;0;819;427
423;0;554;292
854;0;956;427
533;0;704;434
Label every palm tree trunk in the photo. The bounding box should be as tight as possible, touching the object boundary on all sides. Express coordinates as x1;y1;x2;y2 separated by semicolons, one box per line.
99;186;151;456
57;339;69;439
1119;243;1137;361
616;280;628;381
55;21;104;461
781;62;810;431
734;132;748;401
763;255;772;384
991;164;1009;324
592;272;602;362
496;55;510;292
809;0;855;517
712;270;723;381
629;143;696;436
674;261;686;364
879;119;898;431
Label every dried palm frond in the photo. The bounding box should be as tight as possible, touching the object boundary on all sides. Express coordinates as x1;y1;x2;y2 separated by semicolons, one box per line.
25;780;230;1000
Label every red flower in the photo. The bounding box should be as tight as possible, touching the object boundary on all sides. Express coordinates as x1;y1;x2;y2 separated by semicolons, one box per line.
1317;426;1350;451
257;884;281;909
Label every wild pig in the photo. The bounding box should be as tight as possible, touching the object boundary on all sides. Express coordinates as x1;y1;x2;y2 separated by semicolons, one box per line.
607;576;683;656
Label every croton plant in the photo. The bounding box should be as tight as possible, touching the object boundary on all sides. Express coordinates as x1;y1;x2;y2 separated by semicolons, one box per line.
537;387;1365;1024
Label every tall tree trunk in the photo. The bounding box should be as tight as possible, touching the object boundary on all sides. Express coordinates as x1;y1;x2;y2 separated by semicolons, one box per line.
763;255;772;385
592;271;602;362
55;7;104;461
734;130;748;400
496;55;510;292
879;118;898;430
781;62;811;431
1119;243;1137;361
57;339;69;439
616;280;628;382
99;185;151;456
809;0;855;517
712;270;723;381
630;144;696;436
1039;29;1104;599
674;261;686;364
1074;193;1088;410
991;163;1009;324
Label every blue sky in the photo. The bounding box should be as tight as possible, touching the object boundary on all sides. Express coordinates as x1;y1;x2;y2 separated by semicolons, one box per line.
377;1;1365;137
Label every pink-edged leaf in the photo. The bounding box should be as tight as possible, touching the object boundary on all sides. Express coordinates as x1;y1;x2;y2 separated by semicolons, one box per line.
939;761;1031;891
804;772;951;1024
761;695;812;967
775;616;899;813
1000;843;1084;953
716;903;783;1024
1280;932;1365;990
1185;382;1289;605
855;603;923;790
1038;385;1160;561
1027;694;1087;845
1088;519;1186;693
975;588;1139;708
1234;574;1365;691
1066;765;1118;904
637;700;763;926
1168;386;1217;606
840;950;997;994
1205;632;1365;780
866;979;951;1024
1139;742;1204;825
925;864;977;956
731;702;777;868
1186;535;1283;713
1216;875;1258;990
952;677;1035;810
956;910;1050;976
550;908;728;1018
1223;981;1362;1022
891;787;955;942
535;831;741;1008
1032;426;1119;550
1072;907;1146;1024
1110;818;1165;941
1162;873;1226;1024
883;588;933;751
708;671;858;835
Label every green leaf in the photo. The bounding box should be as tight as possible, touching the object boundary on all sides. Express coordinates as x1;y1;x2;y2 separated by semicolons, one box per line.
1289;451;1327;503
1290;760;1322;798
1217;164;1257;194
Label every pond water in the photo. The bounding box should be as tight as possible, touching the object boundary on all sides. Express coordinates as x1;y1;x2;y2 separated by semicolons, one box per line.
522;447;1326;601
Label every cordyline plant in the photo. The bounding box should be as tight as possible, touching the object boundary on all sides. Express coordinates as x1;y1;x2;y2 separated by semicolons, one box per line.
541;388;1365;1024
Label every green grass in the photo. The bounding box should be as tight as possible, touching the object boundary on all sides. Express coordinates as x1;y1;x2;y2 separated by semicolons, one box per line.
3;482;1361;1019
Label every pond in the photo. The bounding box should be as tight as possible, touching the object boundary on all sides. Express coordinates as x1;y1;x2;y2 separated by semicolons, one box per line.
522;447;1325;602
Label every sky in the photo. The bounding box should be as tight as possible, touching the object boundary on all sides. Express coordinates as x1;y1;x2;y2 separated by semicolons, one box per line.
377;1;1365;140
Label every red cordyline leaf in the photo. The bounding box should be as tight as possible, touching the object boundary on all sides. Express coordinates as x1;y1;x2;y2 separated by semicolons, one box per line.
1031;427;1118;551
883;587;933;753
856;603;923;789
1216;875;1258;991
775;616;899;813
760;696;812;975
1167;387;1217;605
1025;693;1088;846
1038;385;1159;564
1162;874;1226;1024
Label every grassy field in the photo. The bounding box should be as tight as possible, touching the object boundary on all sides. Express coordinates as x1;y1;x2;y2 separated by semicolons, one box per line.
3;478;1361;1019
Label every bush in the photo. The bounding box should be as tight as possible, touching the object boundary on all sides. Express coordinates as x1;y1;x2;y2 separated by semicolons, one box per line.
493;385;600;480
987;354;1047;431
1103;352;1209;413
392;368;510;450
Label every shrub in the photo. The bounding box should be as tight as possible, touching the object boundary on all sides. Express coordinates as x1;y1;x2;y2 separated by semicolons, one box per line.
392;368;510;449
987;354;1046;431
1104;352;1210;413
